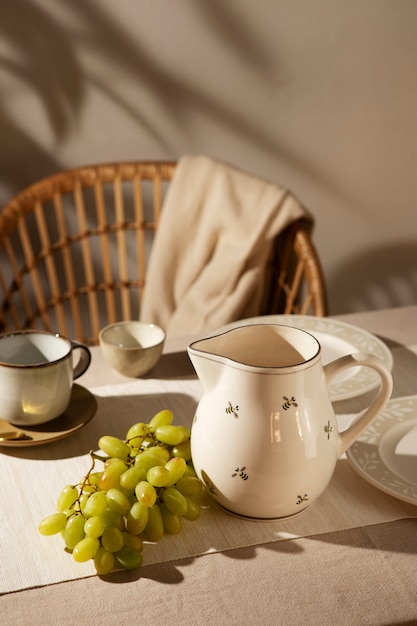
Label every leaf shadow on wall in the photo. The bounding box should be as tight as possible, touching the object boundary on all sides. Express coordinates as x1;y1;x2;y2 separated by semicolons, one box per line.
0;1;84;198
1;0;343;207
328;241;417;314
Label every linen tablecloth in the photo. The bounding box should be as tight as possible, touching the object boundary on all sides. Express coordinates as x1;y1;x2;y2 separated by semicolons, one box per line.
1;306;417;625
1;377;416;594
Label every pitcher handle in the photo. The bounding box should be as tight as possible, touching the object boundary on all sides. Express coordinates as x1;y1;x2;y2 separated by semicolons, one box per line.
71;340;92;380
324;352;393;457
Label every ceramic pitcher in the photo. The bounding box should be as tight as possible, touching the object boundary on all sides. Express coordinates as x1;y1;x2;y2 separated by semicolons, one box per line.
188;324;393;519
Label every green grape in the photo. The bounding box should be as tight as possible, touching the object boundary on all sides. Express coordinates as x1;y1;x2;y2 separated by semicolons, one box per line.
126;501;149;535
98;435;131;461
164;457;187;486
147;466;170;487
99;459;128;491
63;513;86;550
84;516;105;539
121;532;143;552
161;487;188;517
38;513;67;536
155;424;189;446
135;481;157;507
87;472;102;488
98;509;125;531
134;452;165;471
104;456;123;468
160;503;182;535
126;421;148;439
119;465;146;490
83;491;108;517
183;464;197;478
148;409;173;431
94;546;115;575
183;496;201;521
78;492;90;516
145;504;164;542
114;546;143;570
176;425;191;441
172;440;192;461
102;526;124;553
56;485;79;512
73;536;100;562
175;476;203;497
142;446;171;462
125;421;147;443
106;488;131;515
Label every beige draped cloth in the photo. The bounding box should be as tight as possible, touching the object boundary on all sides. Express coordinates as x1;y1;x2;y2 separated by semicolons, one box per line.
140;155;312;337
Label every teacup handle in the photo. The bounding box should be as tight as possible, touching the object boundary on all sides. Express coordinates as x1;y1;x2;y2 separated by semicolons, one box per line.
324;352;393;457
71;341;92;379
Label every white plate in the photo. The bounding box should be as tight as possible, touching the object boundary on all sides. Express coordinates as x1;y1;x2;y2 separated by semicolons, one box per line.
213;315;393;401
347;396;417;505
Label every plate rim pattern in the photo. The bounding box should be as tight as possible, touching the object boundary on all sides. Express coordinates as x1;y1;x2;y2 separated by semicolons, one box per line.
346;395;417;505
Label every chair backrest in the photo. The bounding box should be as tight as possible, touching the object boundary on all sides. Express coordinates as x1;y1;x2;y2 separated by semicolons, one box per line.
0;161;327;344
261;217;328;318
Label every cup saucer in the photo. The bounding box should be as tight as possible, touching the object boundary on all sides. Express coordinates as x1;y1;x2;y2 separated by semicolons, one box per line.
0;384;97;447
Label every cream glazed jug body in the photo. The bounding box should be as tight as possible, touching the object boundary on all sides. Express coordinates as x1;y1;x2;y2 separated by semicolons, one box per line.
188;324;392;520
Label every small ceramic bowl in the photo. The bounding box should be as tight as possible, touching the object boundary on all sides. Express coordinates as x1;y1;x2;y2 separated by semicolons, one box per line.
99;321;165;377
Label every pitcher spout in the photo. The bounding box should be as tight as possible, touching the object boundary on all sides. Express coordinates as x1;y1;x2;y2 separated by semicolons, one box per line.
187;346;224;392
188;324;318;376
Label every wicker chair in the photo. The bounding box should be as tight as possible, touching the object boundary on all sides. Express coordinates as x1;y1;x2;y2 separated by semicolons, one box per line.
0;161;327;345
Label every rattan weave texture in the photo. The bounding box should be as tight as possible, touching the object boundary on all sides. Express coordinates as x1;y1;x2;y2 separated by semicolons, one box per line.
0;161;327;344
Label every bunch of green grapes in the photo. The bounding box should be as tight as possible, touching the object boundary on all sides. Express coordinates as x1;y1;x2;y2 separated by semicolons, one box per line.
38;410;202;575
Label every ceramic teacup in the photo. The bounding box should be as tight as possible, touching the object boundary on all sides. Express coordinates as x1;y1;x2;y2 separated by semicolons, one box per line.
0;330;91;426
99;321;165;377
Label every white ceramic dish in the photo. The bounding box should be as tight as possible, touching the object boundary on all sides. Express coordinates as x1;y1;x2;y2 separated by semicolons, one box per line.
214;315;393;401
346;395;417;505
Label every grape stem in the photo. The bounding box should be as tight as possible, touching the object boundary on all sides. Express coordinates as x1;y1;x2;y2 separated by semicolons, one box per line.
71;452;100;515
126;429;156;449
90;451;108;463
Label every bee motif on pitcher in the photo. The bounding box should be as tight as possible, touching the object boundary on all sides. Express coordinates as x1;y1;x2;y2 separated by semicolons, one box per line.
324;420;333;439
282;396;298;410
232;466;249;480
226;401;239;418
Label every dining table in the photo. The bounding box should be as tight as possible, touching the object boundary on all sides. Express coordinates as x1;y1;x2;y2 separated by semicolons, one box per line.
1;305;417;625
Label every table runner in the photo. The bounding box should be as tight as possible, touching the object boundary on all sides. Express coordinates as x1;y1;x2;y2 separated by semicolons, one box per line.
1;378;416;594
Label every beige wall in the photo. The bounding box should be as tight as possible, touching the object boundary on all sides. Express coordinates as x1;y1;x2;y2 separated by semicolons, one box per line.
1;0;416;314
